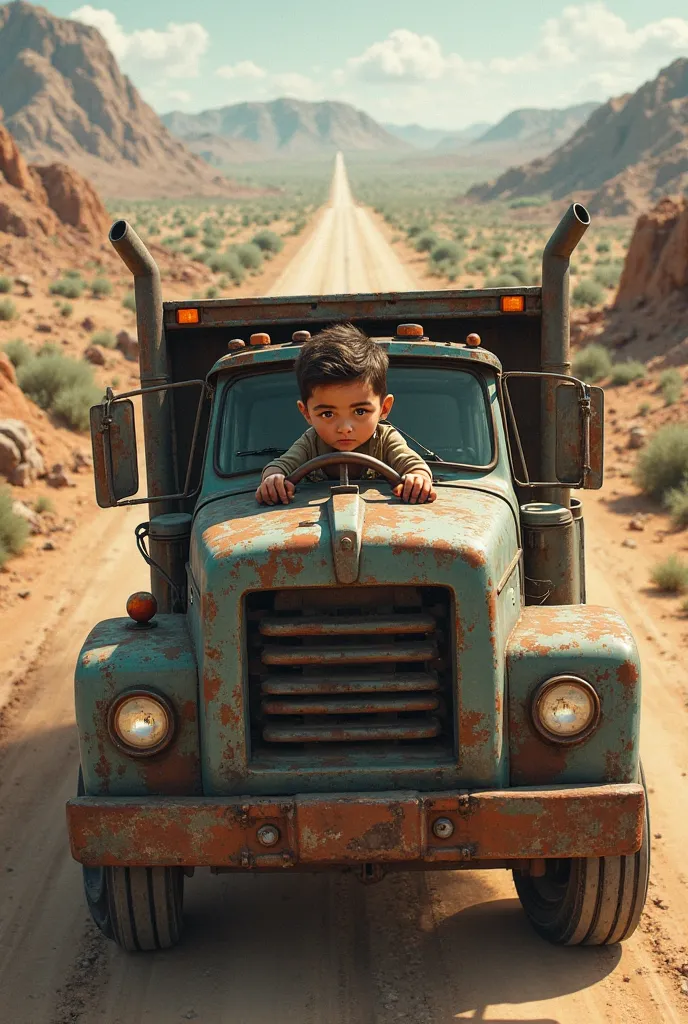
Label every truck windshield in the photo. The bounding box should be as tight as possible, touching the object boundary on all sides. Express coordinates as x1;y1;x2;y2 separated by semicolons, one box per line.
216;366;494;476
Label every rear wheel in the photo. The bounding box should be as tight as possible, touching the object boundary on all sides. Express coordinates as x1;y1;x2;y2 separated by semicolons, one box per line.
513;768;650;945
78;770;185;950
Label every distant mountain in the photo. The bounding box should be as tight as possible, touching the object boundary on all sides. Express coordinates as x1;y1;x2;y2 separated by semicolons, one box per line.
432;124;493;153
477;102;599;146
468;60;688;214
0;1;240;198
381;123;487;149
163;99;411;161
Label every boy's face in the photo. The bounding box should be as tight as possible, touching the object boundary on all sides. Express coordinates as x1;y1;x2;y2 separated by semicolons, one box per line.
298;380;394;451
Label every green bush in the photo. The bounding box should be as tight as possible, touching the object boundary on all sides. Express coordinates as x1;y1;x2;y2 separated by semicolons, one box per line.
634;424;688;499
572;343;612;382
650;554;688;593
485;273;521;288
0;298;16;321
122;292;136;312
50;278;84;299
183;225;199;238
17;351;102;430
596;240;611;254
208;250;245;284
609;361;646;386
594;262;623;289
430;240;464;264
252;229;283;255
64;268;82;279
665;482;688;528
206;286;218;299
60;302;73;318
488;242;506;260
234;242;263;271
572;280;605;308
659;369;682;406
2;338;32;368
34;495;54;514
0;276;12;293
501;262;532;285
91;330;116;349
465;256;489;273
91;277;112;298
414;231;438;253
0;485;29;568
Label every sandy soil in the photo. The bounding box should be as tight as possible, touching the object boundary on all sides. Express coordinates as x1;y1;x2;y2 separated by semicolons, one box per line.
0;156;686;1024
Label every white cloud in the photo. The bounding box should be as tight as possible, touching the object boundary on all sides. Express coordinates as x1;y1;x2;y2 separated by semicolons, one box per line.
70;7;209;80
346;29;475;84
216;60;266;81
272;72;318;99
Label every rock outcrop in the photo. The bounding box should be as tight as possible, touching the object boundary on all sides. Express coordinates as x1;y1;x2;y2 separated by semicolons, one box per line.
468;58;688;214
615;197;688;309
0;2;241;198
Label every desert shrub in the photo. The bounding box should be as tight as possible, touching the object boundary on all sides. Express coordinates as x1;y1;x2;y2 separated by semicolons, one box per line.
609;361;646;386
60;302;73;318
659;368;682;406
638;401;651;416
17;351;102;430
34;495;54;514
37;342;61;358
206;286;218;299
485;273;521;288
208;250;245;284
501;262;532;285
414;231;438;253
64;268;82;279
0;298;16;321
488;241;506;260
50;278;84;299
572;343;612;382
183;225;199;238
290;218;306;235
91;330;116;349
122;292;136;312
234;242;263;271
594;263;623;289
664;482;688;528
90;277;112;298
465;256;489;273
650;554;688;593
430;240;464;265
572;280;604;307
252;229;283;255
634;424;688;499
596;240;611;254
2;338;32;367
0;485;29;567
0;276;12;293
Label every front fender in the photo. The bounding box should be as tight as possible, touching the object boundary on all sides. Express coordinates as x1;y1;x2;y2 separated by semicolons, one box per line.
506;605;640;785
76;615;201;796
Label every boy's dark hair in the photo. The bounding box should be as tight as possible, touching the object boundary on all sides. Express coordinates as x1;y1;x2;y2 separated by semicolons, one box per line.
295;323;388;402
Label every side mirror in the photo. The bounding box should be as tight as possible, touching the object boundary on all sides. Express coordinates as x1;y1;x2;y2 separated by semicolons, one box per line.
90;397;139;508
555;382;604;489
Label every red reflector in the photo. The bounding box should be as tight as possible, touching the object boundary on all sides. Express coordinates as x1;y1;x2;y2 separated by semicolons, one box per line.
501;295;525;313
176;308;199;324
396;323;424;337
126;592;157;623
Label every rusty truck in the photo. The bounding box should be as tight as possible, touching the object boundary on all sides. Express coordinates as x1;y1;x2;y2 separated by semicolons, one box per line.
66;203;648;951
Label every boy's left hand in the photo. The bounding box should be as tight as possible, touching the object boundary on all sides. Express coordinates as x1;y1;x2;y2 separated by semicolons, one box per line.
393;473;437;504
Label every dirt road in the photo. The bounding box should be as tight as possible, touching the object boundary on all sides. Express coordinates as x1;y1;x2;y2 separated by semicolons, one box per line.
1;155;687;1024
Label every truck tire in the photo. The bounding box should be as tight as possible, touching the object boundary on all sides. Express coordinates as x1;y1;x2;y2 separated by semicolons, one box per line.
77;770;185;951
513;768;650;945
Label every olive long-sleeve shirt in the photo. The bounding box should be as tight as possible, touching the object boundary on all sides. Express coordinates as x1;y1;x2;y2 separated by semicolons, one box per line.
263;423;431;481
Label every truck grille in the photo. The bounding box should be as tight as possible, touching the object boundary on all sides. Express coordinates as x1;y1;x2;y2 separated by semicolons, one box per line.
246;587;454;755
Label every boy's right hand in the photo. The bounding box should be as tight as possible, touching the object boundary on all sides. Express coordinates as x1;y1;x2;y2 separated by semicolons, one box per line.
256;473;295;505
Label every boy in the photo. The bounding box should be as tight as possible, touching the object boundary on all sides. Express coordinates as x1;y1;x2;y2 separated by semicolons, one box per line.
256;324;436;505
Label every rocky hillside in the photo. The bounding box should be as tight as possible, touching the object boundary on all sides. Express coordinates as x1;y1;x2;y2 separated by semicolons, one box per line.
163;99;410;161
469;59;688;214
476;102;598;147
0;1;240;198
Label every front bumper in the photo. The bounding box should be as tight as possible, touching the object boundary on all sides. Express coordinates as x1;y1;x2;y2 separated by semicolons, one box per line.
67;783;644;868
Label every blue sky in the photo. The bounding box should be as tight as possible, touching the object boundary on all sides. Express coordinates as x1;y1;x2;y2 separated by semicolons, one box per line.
38;0;688;128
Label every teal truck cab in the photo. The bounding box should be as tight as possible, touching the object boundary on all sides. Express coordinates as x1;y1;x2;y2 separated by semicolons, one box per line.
67;204;648;951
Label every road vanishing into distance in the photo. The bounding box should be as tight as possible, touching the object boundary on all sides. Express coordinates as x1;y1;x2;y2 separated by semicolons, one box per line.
0;155;686;1024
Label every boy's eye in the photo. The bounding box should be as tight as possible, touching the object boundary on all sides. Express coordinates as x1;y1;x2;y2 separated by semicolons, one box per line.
354;408;368;416
319;411;334;419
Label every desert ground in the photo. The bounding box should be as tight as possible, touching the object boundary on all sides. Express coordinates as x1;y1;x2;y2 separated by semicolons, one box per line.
0;154;687;1024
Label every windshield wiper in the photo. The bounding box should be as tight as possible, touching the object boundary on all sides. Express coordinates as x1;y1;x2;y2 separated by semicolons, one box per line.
235;447;286;457
386;422;445;462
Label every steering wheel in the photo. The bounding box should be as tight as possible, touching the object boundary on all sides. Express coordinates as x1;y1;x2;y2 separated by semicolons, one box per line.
286;452;403;488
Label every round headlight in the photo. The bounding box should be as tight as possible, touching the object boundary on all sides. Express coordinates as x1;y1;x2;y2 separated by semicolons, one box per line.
532;676;600;744
109;692;174;756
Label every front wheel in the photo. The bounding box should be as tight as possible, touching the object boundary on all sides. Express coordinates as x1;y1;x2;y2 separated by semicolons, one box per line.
513;769;650;945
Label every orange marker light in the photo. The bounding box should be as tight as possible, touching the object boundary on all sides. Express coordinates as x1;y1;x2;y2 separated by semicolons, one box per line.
126;591;158;623
176;308;199;324
466;333;481;348
250;332;271;347
228;338;245;351
501;295;525;313
396;323;424;337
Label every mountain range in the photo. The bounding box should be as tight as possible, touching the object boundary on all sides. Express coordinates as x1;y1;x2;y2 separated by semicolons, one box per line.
468;59;688;214
0;1;241;197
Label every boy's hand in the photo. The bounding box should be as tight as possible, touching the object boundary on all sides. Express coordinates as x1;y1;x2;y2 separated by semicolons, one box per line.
393;472;437;504
256;473;295;505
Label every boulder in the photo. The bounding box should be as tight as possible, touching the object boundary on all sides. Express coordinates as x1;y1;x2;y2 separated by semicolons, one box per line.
616;197;688;309
46;462;74;488
0;418;45;482
84;344;106;366
116;330;138;361
11;499;42;534
32;163;111;236
0;431;21;475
